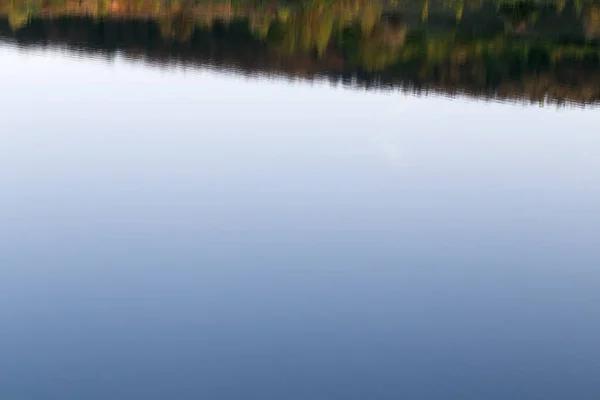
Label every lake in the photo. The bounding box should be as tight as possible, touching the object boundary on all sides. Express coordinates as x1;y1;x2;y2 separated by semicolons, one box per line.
1;1;600;399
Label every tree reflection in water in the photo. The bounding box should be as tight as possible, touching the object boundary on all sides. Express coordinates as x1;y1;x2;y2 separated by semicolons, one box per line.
2;0;600;105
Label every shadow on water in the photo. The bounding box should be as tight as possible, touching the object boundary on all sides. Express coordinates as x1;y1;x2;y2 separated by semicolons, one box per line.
2;0;600;106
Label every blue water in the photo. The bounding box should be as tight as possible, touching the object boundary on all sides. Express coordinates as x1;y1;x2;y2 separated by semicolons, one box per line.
1;48;599;399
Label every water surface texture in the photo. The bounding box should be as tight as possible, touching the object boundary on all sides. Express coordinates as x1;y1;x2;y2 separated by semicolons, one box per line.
1;1;600;399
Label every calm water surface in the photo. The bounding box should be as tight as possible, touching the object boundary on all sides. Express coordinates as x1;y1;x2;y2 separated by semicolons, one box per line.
1;2;600;397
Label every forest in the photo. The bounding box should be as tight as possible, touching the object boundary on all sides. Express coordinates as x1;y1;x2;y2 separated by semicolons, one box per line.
2;0;600;105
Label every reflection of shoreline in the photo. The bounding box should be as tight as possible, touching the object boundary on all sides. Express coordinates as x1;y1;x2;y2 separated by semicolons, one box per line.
4;37;593;110
2;0;600;107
